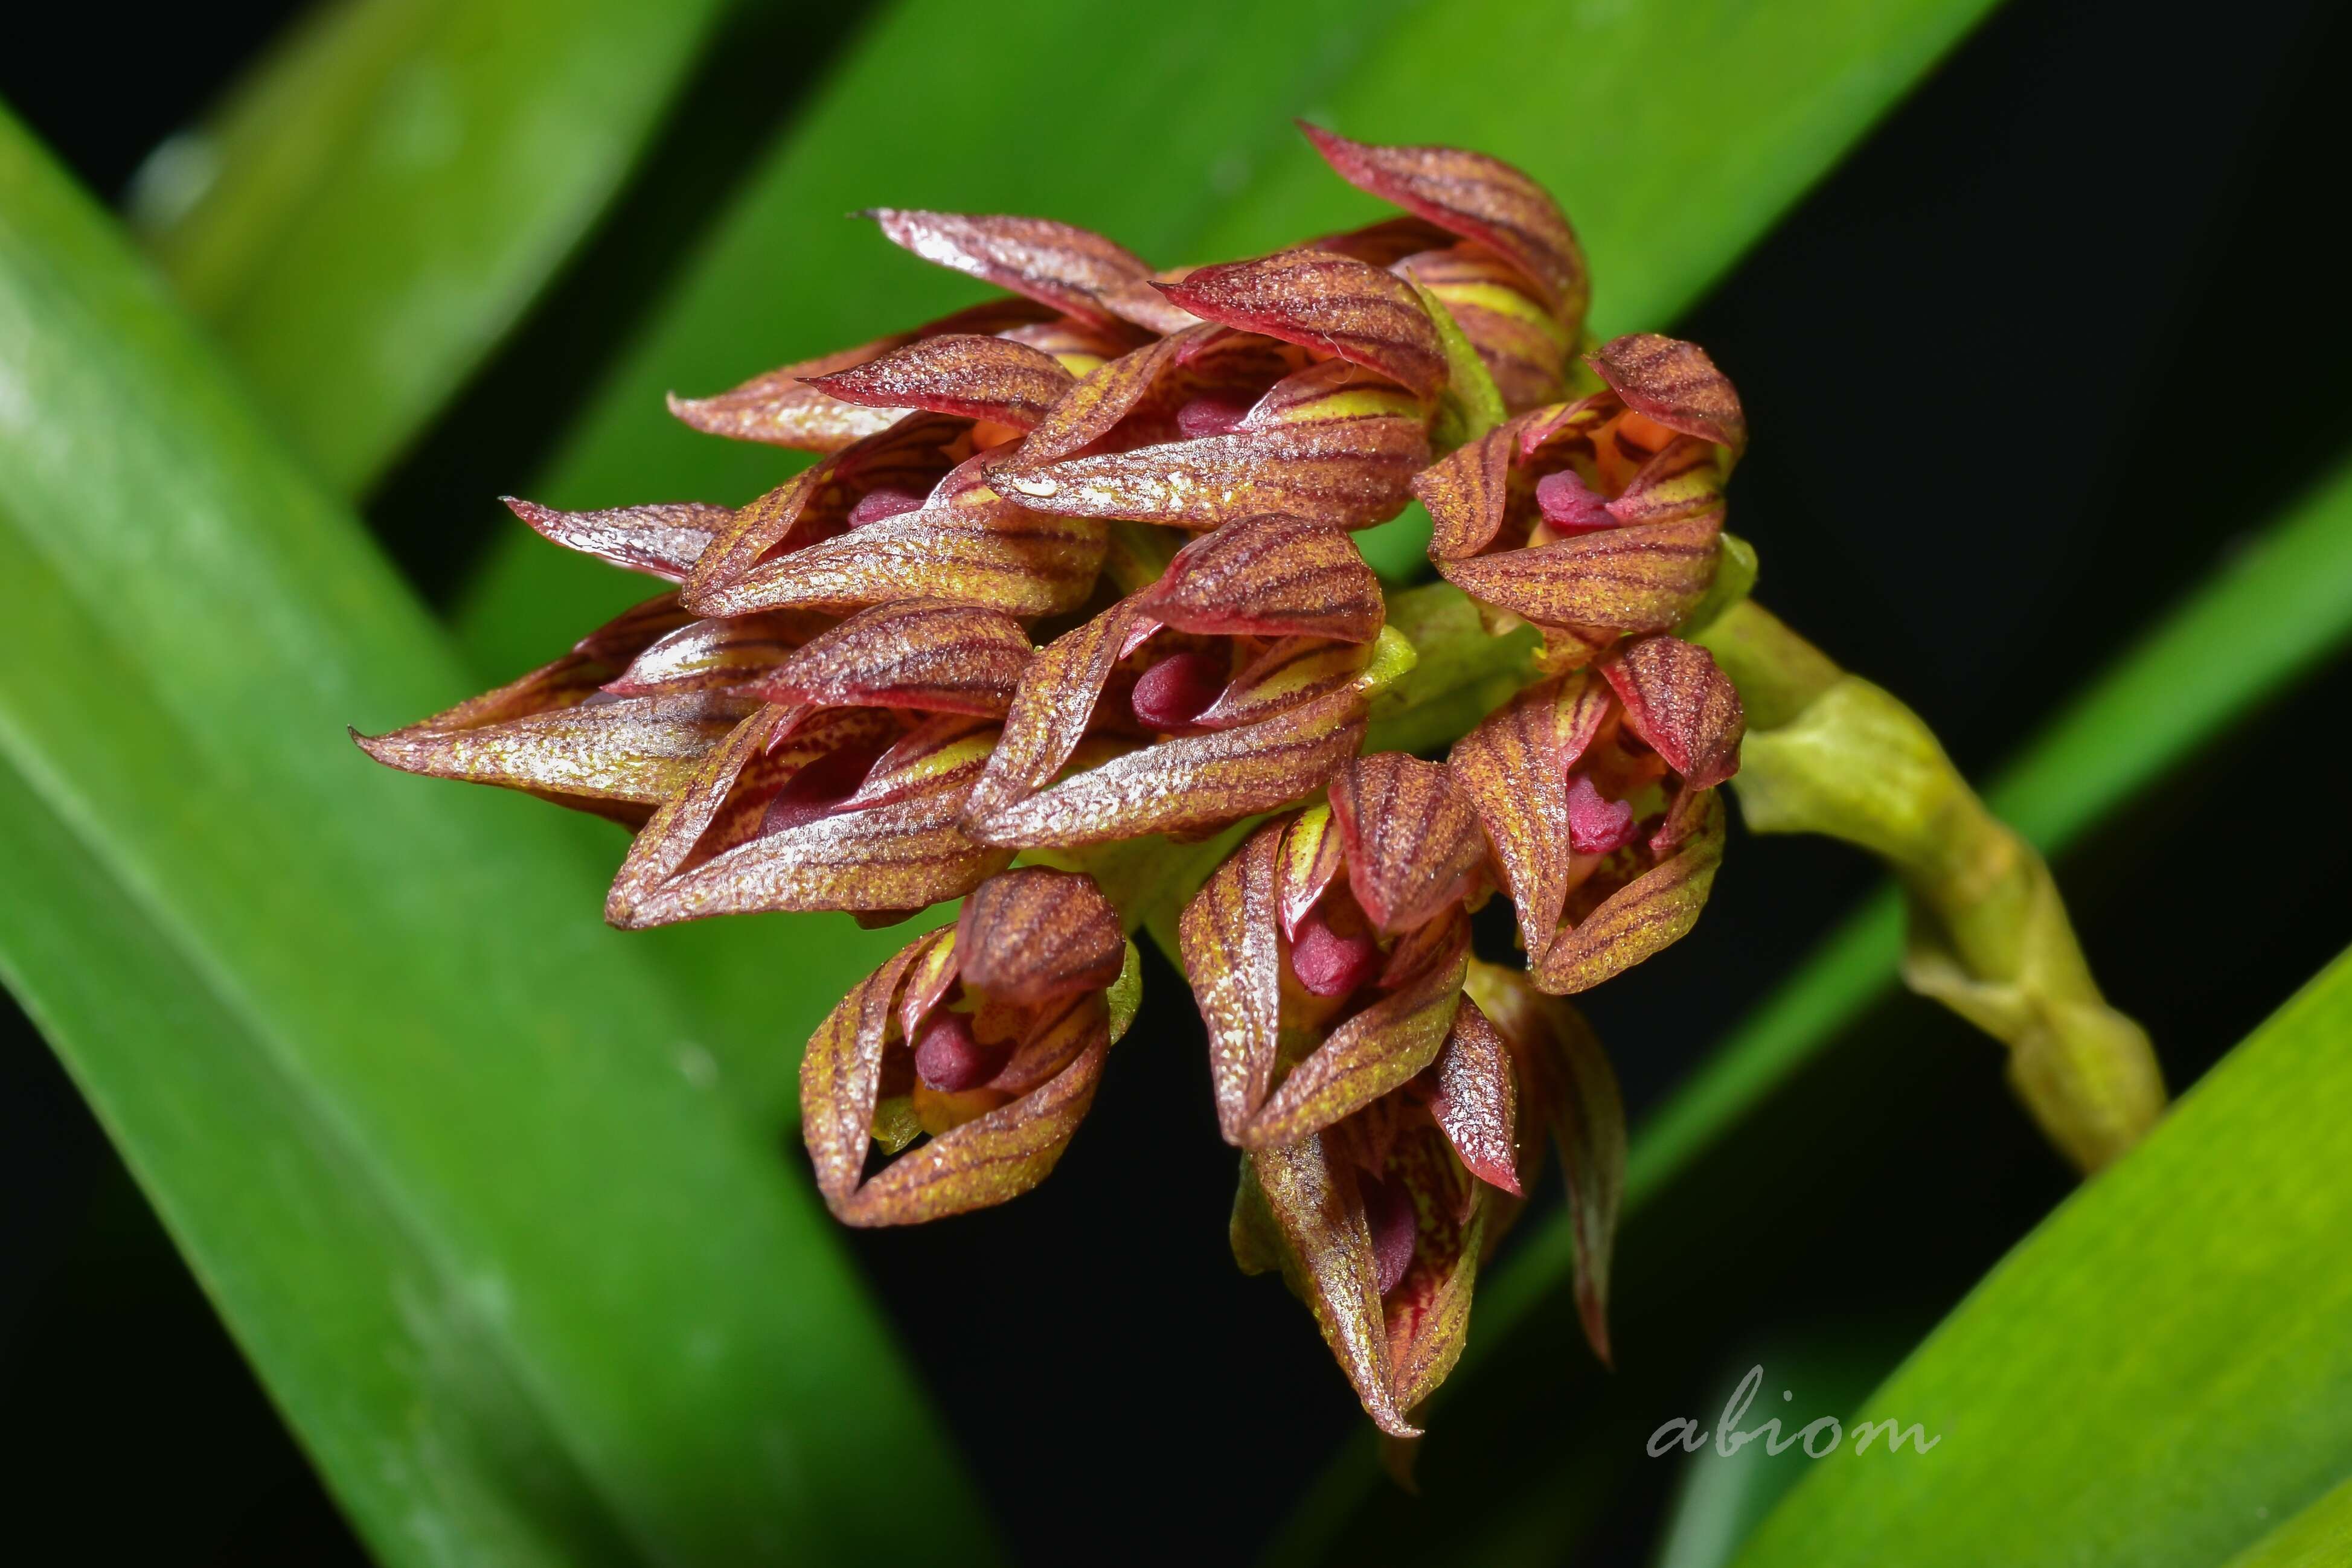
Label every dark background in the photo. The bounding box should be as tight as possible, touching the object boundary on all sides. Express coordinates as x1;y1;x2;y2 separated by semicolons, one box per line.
5;0;2351;1561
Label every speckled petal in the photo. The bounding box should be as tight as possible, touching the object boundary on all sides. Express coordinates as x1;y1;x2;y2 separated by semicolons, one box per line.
1327;754;1488;936
1397;244;1572;411
1587;334;1746;455
960;599;1147;831
957;867;1126;1005
1156;249;1446;399
1139;512;1385;642
1179;819;1286;1141
1436;511;1722;633
1411;412;1541;560
755;600;1033;717
1276;802;1348;941
1383;1126;1486;1411
602;610;831;697
1598;635;1744;790
1534;793;1726;995
868;208;1191;334
502;498;730;581
804;333;1077;430
1194;637;1375;731
1426;999;1522;1195
801;930;944;1211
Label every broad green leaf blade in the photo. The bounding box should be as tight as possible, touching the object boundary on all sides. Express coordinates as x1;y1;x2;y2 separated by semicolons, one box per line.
2220;1476;2352;1568
0;109;992;1567
1731;945;2352;1568
128;0;732;491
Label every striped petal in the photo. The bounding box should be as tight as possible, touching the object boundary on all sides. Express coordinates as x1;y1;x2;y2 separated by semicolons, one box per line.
1138;513;1383;641
667;298;1049;451
960;600;1147;832
1242;1136;1418;1438
867;208;1192;334
1179;818;1286;1142
844;715;1002;811
1277;803;1347;940
1193;637;1376;731
1435;511;1722;634
1426;999;1522;1195
1398;243;1572;412
1410;414;1533;560
1382;1124;1486;1412
1239;907;1469;1148
1300;124;1588;329
755;600;1033;717
1466;959;1624;1363
502;497;728;582
1534;792;1726;995
1598;635;1745;790
1155;249;1446;399
1588;333;1746;455
1327;754;1487;936
1448;672;1611;949
804;333;1077;431
800;930;944;1212
955;867;1126;1005
602;610;830;697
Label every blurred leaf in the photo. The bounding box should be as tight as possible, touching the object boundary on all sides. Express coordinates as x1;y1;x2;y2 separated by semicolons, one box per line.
1730;944;2352;1568
448;0;2010;1112
2220;1476;2352;1568
128;0;734;491
0;109;992;1567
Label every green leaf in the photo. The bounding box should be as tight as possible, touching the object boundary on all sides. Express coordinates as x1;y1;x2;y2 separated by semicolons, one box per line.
0;108;992;1567
128;0;733;491
444;0;2011;1118
2220;1477;2352;1568
1730;944;2352;1568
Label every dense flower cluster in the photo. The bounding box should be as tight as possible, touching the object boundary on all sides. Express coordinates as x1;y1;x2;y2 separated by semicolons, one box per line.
358;126;1749;1435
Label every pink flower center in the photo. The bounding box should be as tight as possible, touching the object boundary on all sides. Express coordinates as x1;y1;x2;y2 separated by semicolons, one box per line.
913;1012;1007;1093
760;743;884;836
1176;393;1253;439
1129;650;1228;732
1534;469;1616;534
847;485;930;526
1359;1173;1418;1297
1290;907;1381;999
1565;773;1638;856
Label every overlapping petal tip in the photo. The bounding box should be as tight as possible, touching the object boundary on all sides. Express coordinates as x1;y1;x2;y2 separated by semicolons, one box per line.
1598;634;1745;794
601;609;836;698
665;297;1051;452
1464;959;1624;1363
1397;244;1572;411
503;496;729;582
803;333;1078;432
1534;791;1727;995
1411;412;1531;560
1327;754;1489;936
1588;333;1747;456
867;208;1194;335
1426;1000;1522;1196
1299;123;1588;332
604;703;1009;928
753;600;1033;717
1154;249;1447;400
801;880;1124;1226
1435;509;1722;635
1180;819;1286;1142
1138;513;1384;642
352;597;754;819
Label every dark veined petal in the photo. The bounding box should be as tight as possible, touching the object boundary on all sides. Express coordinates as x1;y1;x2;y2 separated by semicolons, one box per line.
1179;818;1286;1142
1436;511;1722;633
1242;356;1426;429
684;412;973;608
688;456;1107;621
1299;124;1588;328
1139;513;1384;641
1155;249;1446;399
1011;327;1205;465
1605;434;1731;528
1238;907;1469;1148
1383;1124;1487;1412
1327;754;1487;936
1398;244;1572;412
844;715;1001;811
964;686;1367;848
755;599;1033;717
1243;1136;1418;1437
602;610;832;697
1598;635;1745;790
867;208;1192;334
1587;333;1747;455
1466;959;1624;1363
804;333;1077;431
1447;671;1612;950
800;929;944;1212
1426;998;1522;1195
989;409;1428;533
1276;802;1347;939
1534;792;1727;995
1193;637;1375;731
667;297;1050;450
502;497;729;582
955;867;1126;1005
960;599;1147;831
1411;411;1542;560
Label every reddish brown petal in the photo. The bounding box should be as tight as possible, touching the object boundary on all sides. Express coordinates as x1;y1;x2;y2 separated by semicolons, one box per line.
799;930;943;1211
832;1032;1107;1225
502;498;728;582
960;600;1147;831
1598;635;1745;789
1155;249;1445;399
1436;511;1722;633
1446;673;1614;953
867;208;1190;334
1467;960;1624;1363
1588;334;1747;455
1179;819;1286;1142
956;867;1125;1005
755;600;1033;717
992;990;1110;1096
1411;413;1539;560
845;716;1001;811
1534;793;1726;995
1277;803;1348;940
1327;755;1488;936
1012;328;1207;465
1605;434;1731;528
1245;1136;1418;1437
1243;357;1426;427
1241;908;1468;1148
1426;999;1522;1195
990;413;1428;533
667;299;1050;450
1194;638;1374;731
1139;513;1384;642
354;690;754;811
1301;124;1587;325
804;333;1077;431
964;688;1367;849
1399;244;1572;411
1383;1127;1486;1410
602;610;830;697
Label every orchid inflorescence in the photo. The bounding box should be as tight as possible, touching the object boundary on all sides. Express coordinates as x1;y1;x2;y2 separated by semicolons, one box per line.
358;126;1756;1438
